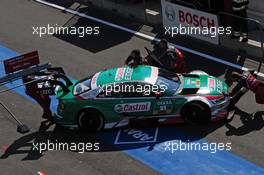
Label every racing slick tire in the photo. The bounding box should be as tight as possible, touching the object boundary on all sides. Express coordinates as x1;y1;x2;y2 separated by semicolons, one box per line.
77;109;104;132
181;102;211;125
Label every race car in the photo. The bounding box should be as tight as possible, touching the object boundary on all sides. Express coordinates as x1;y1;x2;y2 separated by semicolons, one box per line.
54;66;230;131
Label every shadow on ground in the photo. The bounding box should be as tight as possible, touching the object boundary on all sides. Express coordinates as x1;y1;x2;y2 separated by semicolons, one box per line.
1;119;227;160
1;109;263;160
225;109;264;136
53;6;143;53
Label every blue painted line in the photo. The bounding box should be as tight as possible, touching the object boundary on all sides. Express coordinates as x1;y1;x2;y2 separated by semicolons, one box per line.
0;44;57;109
0;43;263;175
99;127;264;175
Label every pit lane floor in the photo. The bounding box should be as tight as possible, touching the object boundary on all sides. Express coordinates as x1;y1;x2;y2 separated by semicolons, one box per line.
0;0;263;174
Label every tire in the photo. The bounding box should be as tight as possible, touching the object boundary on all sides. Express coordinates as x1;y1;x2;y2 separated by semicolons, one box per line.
77;109;104;132
181;102;211;125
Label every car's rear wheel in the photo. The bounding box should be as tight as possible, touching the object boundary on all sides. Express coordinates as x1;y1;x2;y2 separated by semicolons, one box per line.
181;102;211;125
77;109;104;132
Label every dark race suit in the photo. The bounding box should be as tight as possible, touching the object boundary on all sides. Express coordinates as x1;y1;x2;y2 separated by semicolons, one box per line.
232;0;249;39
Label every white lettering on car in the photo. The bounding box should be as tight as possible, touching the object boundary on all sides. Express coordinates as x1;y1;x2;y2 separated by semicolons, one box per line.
124;67;133;81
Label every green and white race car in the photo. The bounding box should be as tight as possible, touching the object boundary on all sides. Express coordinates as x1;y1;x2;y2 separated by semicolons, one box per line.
54;66;230;131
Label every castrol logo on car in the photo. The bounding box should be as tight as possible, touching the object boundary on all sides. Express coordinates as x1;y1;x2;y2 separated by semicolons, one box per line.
115;102;151;113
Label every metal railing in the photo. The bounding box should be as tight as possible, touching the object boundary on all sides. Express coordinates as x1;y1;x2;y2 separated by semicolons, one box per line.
218;11;264;72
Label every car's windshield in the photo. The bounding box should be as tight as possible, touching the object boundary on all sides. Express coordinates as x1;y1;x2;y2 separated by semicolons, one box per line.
73;76;92;95
156;69;181;94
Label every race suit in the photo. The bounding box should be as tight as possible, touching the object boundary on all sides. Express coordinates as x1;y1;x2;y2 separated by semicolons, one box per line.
232;0;249;39
153;47;186;72
229;71;264;108
22;73;52;119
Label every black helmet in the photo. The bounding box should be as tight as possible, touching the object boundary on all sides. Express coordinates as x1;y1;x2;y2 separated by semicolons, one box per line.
131;49;141;57
160;38;168;45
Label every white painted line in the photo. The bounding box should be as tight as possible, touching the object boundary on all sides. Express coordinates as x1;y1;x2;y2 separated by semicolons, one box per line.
35;0;264;79
248;38;262;48
145;9;160;16
114;129;122;145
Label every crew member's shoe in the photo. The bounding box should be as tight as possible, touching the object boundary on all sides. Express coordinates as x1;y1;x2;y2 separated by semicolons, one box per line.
42;111;53;120
230;35;240;40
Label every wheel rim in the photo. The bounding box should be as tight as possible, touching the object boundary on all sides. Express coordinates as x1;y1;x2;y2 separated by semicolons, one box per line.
184;104;205;125
79;112;103;131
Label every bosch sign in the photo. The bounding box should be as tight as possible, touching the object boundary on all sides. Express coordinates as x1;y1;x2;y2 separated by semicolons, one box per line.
161;0;219;44
178;10;216;28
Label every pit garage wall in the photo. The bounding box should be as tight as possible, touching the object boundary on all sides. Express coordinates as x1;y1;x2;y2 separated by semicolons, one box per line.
248;0;264;25
77;0;264;25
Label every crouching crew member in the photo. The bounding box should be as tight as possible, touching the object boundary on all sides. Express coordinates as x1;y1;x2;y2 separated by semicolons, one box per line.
229;70;264;111
125;49;144;67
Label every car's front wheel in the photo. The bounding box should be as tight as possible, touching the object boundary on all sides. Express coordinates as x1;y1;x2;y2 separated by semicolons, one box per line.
181;102;211;125
77;109;104;132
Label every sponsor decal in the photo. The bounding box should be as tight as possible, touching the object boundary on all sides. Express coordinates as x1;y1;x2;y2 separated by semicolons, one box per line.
124;67;133;81
114;104;123;113
216;79;223;93
186;79;200;87
156;100;172;106
91;72;100;89
114;102;151;113
208;78;215;89
154;100;173;114
186;79;191;85
196;80;201;87
146;67;159;84
115;68;125;81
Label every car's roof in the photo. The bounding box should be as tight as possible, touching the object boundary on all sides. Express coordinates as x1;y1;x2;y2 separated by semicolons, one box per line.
90;66;159;89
